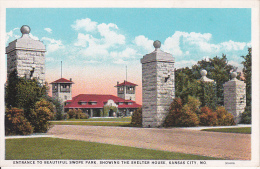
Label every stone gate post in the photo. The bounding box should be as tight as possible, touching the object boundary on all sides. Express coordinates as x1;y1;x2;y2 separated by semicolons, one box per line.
140;40;175;128
223;72;246;123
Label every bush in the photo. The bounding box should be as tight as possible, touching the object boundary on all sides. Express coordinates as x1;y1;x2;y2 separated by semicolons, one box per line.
5;108;33;136
199;106;218;126
164;97;199;127
239;107;251;124
131;108;142;127
67;109;89;119
164;98;183;127
186;96;201;115
215;106;235;126
177;105;200;127
30;99;55;133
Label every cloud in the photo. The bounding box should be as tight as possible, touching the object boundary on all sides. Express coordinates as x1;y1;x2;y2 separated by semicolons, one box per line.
133;35;153;52
220;40;247;51
72;18;126;60
175;60;198;69
42;37;64;52
110;48;137;59
6;28;19;43
44;28;52;33
71;18;98;32
29;33;39;40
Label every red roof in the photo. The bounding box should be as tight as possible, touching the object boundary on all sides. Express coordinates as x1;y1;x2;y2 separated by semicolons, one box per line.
64;94;141;109
50;78;74;84
115;81;138;87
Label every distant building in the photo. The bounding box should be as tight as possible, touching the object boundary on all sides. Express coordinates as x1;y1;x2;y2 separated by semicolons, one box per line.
115;80;137;101
6;25;46;84
64;94;141;117
50;78;74;103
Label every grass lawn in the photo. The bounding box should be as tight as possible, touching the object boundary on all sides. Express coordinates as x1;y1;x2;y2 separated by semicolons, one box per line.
50;121;135;127
6;137;221;160
64;117;131;122
202;127;251;134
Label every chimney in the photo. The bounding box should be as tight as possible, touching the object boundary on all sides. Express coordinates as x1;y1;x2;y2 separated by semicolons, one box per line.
70;78;72;82
117;81;119;86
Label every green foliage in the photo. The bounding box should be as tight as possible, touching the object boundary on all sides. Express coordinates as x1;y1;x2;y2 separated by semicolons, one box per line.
30;99;56;133
175;55;236;107
67;109;89;119
186;96;201;114
192;54;236;105
239;107;251;124
5;69;19;108
16;78;48;117
240;48;252;123
46;96;64;120
200;82;217;109
131;108;142;127
103;105;118;117
5;108;34;136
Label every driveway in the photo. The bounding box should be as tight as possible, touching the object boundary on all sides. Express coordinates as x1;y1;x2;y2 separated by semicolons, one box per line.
47;125;251;160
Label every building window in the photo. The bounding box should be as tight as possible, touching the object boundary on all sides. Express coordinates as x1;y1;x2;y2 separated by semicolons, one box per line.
64;96;67;100
118;102;123;105
128;102;133;105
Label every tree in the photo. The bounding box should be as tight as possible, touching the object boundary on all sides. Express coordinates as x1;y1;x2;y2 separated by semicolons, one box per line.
5;69;19;108
131;108;142;127
46;96;64;120
30;99;55;133
241;48;252;110
240;48;252;124
192;54;236;105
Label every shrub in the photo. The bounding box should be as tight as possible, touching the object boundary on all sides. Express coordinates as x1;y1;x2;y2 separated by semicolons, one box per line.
239;107;251;124
131;108;142;127
66;109;89;119
186;96;201;114
164;98;183;127
30;99;55;133
199;106;218;126
215;106;235;126
67;109;76;119
5;108;33;136
164;97;200;127
176;105;200;127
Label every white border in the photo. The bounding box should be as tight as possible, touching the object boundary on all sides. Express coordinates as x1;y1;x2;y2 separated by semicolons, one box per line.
0;0;259;168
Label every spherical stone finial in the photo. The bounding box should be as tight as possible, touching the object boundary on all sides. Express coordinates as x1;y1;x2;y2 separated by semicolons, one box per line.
231;72;237;79
153;40;161;49
200;69;207;76
20;25;31;34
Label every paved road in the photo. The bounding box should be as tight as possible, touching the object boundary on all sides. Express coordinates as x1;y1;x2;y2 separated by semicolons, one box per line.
47;125;251;160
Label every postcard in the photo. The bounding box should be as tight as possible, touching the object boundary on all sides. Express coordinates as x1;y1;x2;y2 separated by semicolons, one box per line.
0;0;259;168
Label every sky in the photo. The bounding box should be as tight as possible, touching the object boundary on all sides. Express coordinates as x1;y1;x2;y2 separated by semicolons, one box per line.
5;8;251;104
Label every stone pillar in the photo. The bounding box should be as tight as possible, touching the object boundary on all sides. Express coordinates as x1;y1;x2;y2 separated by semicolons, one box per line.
90;109;94;117
141;40;175;128
223;72;246;123
6;25;46;84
